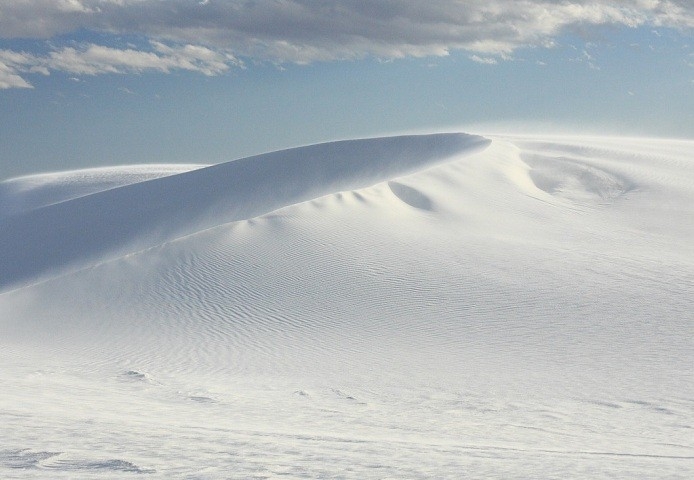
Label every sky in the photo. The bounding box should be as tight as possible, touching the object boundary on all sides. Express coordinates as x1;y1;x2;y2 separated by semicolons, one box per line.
1;0;692;180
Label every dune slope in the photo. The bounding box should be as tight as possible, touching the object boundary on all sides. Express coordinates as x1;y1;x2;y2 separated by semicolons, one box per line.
0;133;488;292
0;133;692;479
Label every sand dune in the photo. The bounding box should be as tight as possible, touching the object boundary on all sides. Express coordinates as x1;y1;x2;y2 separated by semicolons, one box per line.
1;133;692;478
0;164;204;217
0;133;488;292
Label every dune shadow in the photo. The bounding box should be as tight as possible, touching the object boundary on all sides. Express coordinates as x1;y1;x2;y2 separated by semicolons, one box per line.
388;181;435;211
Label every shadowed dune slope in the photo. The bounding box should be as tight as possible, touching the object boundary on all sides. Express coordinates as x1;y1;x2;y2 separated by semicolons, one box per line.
0;164;204;216
0;133;489;291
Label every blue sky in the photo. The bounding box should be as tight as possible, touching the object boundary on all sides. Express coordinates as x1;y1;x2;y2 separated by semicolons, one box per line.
1;1;692;179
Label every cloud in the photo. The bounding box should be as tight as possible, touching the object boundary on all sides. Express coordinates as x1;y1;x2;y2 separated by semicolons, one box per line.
0;50;40;89
0;42;239;88
47;42;238;76
0;65;33;89
0;1;692;87
469;55;498;65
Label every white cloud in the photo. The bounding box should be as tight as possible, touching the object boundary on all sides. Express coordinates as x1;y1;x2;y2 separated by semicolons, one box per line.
0;1;692;87
0;50;40;89
47;43;238;76
469;55;498;65
0;65;33;89
0;42;239;89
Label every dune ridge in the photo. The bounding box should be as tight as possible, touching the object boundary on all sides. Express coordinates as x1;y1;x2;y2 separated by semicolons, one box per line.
0;164;205;217
0;133;489;292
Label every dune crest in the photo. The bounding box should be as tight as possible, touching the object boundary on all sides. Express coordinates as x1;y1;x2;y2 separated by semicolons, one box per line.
0;164;205;217
0;133;489;292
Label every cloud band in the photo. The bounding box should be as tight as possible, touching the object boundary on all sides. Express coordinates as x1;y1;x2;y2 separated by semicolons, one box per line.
0;0;691;88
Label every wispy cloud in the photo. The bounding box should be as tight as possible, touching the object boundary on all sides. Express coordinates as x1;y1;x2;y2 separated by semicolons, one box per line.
46;43;239;76
469;55;498;65
0;0;692;88
0;42;239;88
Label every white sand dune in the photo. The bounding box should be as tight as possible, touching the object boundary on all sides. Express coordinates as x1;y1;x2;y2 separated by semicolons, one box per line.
0;133;488;292
0;164;205;217
0;133;692;478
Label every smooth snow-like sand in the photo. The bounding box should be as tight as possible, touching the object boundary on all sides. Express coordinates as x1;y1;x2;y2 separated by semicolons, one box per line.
0;133;692;478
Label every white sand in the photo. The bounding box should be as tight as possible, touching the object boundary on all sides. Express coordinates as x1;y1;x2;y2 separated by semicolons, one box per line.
1;133;692;478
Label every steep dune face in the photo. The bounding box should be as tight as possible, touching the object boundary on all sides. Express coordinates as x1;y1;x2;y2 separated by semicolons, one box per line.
0;133;488;292
0;133;692;478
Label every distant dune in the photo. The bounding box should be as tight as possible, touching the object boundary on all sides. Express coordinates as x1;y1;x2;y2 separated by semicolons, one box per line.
1;133;692;478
